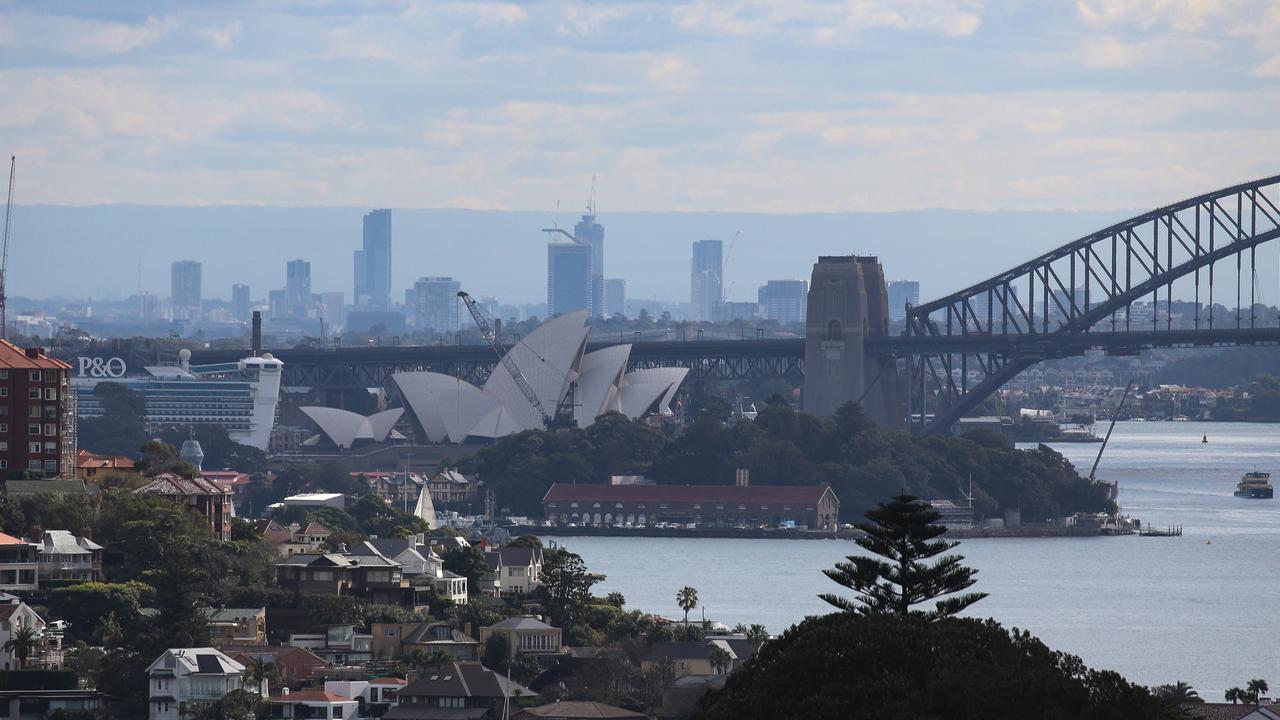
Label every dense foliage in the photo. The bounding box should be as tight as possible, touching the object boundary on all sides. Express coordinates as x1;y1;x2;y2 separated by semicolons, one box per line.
821;494;985;619
692;612;1173;720
463;403;1115;522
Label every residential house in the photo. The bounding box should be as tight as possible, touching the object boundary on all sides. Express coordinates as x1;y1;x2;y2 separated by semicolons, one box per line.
482;545;543;597
513;701;649;720
372;622;479;662
269;689;359;720
256;519;315;557
73;448;138;483
135;474;234;541
201;470;252;508
425;469;476;507
146;647;246;720
223;645;326;687
640;639;759;679
0;689;111;719
322;679;405;715
0;598;46;670
293;521;334;550
0;532;38;592
32;530;103;583
479;617;562;659
385;661;535;720
362;471;426;509
287;625;373;667
367;537;468;604
205;607;267;646
276;552;425;608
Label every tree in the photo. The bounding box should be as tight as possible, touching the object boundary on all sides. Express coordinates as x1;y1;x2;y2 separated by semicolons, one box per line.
605;592;626;608
483;634;511;673
2;626;39;668
242;657;280;695
820;494;986;620
692;613;1170;720
1225;687;1246;704
1248;679;1270;704
443;545;490;596
708;644;732;675
745;624;769;644
676;586;699;641
1152;681;1202;703
538;548;601;629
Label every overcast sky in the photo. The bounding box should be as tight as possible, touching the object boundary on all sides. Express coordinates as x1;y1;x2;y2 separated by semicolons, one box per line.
4;1;1280;214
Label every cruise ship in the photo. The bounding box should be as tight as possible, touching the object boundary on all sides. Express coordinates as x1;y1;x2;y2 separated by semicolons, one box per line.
73;349;282;450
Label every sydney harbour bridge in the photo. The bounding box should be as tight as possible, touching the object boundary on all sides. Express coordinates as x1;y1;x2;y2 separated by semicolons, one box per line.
186;173;1280;434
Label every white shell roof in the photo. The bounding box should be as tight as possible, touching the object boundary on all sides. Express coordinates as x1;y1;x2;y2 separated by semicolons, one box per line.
482;310;589;430
574;345;631;426
393;372;500;443
616;367;689;418
300;406;404;448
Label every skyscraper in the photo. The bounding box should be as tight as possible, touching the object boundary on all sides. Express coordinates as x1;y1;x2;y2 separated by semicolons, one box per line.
758;279;808;324
690;240;723;322
355;209;392;310
603;278;625;318
886;280;921;322
575;213;605;317
231;284;251;323
171;261;202;320
548;242;593;316
286;259;312;318
412;277;461;333
318;291;345;334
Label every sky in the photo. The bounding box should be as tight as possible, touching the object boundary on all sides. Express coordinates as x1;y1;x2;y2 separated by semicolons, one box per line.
3;0;1280;214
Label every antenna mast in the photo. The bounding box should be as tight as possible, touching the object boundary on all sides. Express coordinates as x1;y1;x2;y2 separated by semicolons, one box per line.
1;156;14;340
588;174;596;215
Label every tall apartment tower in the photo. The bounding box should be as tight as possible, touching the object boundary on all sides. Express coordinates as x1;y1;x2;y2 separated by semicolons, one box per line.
170;261;202;321
413;277;462;333
690;240;723;322
803;256;900;428
758;280;809;324
231;284;251;323
286;259;312;318
886;280;921;322
574;214;605;317
603;278;626;318
0;342;72;478
356;209;393;310
547;243;594;316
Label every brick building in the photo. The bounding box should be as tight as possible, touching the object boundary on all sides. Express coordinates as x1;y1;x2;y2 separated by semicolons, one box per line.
542;483;841;530
0;341;73;478
134;474;234;541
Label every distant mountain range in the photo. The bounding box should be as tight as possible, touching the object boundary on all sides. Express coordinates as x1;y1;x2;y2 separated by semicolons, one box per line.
14;204;1134;307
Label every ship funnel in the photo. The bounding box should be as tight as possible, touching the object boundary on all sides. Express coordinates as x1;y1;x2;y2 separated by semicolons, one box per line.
251;310;262;356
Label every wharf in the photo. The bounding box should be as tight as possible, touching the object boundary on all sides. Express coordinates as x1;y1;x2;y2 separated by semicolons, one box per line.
517;525;1116;541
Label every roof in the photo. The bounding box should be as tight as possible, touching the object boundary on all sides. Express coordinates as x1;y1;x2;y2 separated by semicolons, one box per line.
432;470;472;485
147;647;244;676
643;642;717;661
404;622;477;646
542;483;837;506
370;677;409;685
205;607;264;623
384;708;490;720
277;553;352;568
301;406;405;449
271;690;356;704
400;661;535;701
515;701;649;719
4;479;90;496
0;341;70;370
75;449;136;470
224;645;325;667
39;530;102;554
1179;704;1264;720
0;532;25;546
285;493;345;502
299;521;333;535
135;474;229;497
487;617;557;632
497;545;542;566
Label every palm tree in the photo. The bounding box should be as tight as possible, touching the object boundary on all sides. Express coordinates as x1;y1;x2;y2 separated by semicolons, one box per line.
1247;679;1270;703
242;657;279;695
2;626;40;669
745;624;769;644
676;586;699;641
1153;681;1202;704
1225;687;1246;704
708;644;732;675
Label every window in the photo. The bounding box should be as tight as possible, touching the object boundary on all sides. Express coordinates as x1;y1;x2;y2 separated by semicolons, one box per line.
43;388;56;401
27;388;39;400
311;570;334;582
26;424;38;435
0;370;8;379
28;406;39;418
28;460;39;470
44;442;56;454
28;442;40;454
44;460;56;471
0;426;7;434
0;442;7;452
0;388;7;398
43;370;58;382
28;371;40;382
0;461;7;470
44;424;56;436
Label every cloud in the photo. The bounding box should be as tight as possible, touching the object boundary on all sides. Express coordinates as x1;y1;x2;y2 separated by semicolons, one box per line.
439;2;529;28
0;13;175;56
195;20;242;50
673;0;985;43
558;3;637;36
647;55;696;93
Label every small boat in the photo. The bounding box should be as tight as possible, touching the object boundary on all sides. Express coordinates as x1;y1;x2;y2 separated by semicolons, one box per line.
1202;434;1209;444
1234;471;1274;499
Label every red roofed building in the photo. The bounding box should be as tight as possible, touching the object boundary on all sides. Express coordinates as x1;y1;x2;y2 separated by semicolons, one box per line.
269;688;359;719
542;483;840;530
0;341;73;479
74;449;138;483
223;645;326;687
135;473;234;540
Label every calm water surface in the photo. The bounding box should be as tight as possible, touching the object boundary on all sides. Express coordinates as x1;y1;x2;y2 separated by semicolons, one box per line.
554;421;1280;696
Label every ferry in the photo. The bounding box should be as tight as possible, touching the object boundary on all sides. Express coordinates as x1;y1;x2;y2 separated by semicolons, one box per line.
73;349;282;450
1234;472;1274;499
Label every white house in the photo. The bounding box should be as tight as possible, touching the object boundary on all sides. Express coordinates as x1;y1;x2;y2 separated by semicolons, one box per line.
365;537;468;604
0;598;46;670
147;647;247;720
268;688;359;720
483;545;543;596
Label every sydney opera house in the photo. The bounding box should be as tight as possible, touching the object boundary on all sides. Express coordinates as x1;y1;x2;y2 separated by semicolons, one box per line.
392;311;688;444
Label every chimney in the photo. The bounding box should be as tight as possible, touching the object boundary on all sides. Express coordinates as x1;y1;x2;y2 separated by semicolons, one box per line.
735;468;749;487
24;348;39;358
251;311;262;355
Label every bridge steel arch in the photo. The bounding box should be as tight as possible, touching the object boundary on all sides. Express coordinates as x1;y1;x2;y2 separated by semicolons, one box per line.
905;174;1280;435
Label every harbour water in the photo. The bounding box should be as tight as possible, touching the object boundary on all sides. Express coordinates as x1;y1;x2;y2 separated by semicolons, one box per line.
554;421;1279;697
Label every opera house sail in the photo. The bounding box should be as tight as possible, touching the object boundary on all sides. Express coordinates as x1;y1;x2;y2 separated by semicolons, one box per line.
393;311;687;444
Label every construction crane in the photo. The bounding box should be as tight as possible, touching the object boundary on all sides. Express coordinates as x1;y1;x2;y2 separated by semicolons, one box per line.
457;291;552;424
1;156;14;340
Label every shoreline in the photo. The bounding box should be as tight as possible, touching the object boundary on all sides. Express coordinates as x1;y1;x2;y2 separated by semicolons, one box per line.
517;525;1122;540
